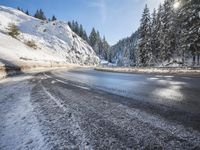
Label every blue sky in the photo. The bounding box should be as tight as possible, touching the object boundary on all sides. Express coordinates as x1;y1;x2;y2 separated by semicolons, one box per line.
0;0;164;45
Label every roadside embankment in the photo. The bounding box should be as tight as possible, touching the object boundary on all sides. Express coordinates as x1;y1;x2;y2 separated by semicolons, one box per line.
0;61;85;79
95;66;200;76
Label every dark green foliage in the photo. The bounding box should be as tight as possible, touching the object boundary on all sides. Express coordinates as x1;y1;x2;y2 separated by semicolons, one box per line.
138;4;152;66
68;21;72;29
17;7;24;12
82;31;89;42
74;21;79;34
101;36;110;61
89;28;98;48
159;0;176;62
51;15;57;21
79;24;84;38
25;10;29;15
34;9;46;20
134;0;200;66
89;28;111;60
177;0;200;65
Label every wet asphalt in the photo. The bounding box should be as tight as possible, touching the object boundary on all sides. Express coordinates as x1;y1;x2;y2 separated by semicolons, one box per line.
1;69;200;149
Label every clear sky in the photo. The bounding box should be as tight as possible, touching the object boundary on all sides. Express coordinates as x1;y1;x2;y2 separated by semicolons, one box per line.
0;0;164;45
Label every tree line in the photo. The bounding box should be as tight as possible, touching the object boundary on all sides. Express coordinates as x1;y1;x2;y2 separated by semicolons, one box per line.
110;32;138;66
17;7;57;21
68;21;111;61
137;0;199;66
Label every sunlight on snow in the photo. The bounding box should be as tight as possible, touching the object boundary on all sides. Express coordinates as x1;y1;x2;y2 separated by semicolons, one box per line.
173;1;180;9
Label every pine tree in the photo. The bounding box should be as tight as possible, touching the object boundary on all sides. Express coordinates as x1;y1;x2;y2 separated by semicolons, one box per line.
151;9;157;63
89;28;104;55
154;4;163;63
98;39;104;57
102;36;110;60
51;15;57;21
74;21;79;34
159;0;176;63
178;0;200;65
34;9;46;20
17;7;20;11
68;21;72;29
34;10;39;19
82;31;88;42
137;4;152;66
71;21;75;31
96;31;101;54
17;7;24;12
79;24;84;38
25;10;29;15
89;28;98;48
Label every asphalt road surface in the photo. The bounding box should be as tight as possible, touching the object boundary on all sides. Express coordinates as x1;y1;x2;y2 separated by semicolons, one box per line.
0;68;200;150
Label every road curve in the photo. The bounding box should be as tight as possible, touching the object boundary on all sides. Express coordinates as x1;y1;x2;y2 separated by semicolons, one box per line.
53;68;200;114
0;68;200;149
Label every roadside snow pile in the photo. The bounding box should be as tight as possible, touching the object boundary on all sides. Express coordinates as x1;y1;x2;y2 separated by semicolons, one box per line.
0;5;99;68
95;67;200;75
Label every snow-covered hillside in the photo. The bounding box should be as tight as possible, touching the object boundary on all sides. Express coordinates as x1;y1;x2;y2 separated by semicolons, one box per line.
0;5;99;68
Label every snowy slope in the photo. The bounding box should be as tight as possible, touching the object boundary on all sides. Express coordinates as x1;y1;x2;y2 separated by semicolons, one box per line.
0;5;99;67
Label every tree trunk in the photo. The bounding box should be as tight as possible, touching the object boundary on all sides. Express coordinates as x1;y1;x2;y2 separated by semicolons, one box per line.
182;51;185;66
193;55;196;66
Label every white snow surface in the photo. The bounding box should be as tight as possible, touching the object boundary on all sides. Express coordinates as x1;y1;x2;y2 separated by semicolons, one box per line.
0;75;48;150
0;5;99;67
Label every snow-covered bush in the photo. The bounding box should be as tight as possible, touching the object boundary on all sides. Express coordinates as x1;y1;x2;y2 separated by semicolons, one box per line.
25;40;37;49
7;23;20;38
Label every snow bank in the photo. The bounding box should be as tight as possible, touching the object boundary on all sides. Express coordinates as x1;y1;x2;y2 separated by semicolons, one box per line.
95;67;200;75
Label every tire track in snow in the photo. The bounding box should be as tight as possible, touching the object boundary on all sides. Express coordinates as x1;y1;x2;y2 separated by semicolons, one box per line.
39;82;92;149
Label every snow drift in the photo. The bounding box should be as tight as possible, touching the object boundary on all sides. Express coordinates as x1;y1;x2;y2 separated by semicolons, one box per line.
0;5;99;70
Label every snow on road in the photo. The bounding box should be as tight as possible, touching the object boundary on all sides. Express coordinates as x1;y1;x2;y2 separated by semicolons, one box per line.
0;75;48;150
